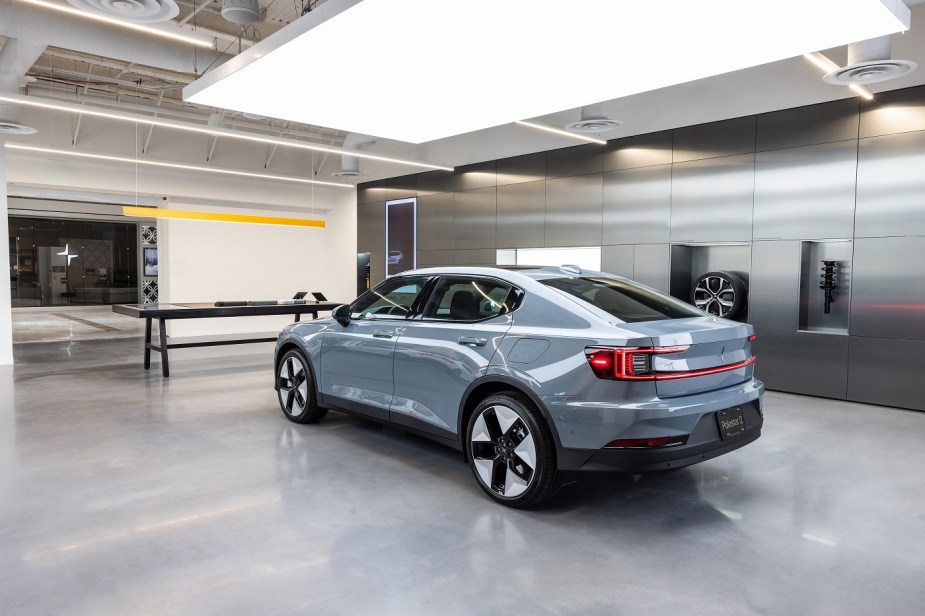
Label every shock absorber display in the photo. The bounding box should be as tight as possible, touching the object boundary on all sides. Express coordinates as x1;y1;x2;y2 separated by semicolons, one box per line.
820;260;838;314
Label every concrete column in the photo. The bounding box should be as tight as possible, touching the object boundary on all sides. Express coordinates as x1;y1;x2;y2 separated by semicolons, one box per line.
0;137;12;365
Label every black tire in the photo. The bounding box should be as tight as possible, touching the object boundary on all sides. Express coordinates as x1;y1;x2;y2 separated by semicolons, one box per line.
692;270;747;319
466;393;561;508
277;349;327;424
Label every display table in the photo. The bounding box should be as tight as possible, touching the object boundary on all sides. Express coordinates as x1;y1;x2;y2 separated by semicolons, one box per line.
113;301;340;377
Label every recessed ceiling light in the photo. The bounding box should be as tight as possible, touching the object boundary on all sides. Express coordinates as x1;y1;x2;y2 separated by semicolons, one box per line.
185;0;911;143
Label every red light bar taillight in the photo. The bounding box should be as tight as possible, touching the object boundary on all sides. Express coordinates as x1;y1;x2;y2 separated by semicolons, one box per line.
604;435;688;449
586;347;756;381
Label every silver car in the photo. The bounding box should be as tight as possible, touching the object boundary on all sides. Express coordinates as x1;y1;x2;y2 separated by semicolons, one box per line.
274;266;763;507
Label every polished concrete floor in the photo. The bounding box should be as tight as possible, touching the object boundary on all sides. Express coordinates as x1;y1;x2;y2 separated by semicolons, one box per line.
2;329;925;615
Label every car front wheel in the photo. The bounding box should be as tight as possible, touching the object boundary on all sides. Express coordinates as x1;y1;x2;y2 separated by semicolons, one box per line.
277;349;327;424
466;393;561;508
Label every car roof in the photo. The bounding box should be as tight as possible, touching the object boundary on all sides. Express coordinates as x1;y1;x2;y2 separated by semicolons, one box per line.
402;265;621;283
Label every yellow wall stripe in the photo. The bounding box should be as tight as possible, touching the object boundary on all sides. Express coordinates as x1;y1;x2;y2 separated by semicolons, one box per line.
122;206;325;228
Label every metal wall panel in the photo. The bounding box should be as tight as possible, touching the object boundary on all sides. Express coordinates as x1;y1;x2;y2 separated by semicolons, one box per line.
497;152;546;186
748;241;800;331
417;192;454;251
753;140;858;240
369;251;384;287
454;161;497;192
417;249;454;267
601;245;634;279
634;244;670;292
496;180;545;248
454;249;497;265
756;98;859;152
357;176;417;203
847;336;925;411
356;202;385;252
859;84;925;138
604;131;672;171
670;154;754;243
673;116;756;163
453;187;497;249
751;329;848;399
545;143;603;179
417;170;454;195
545;174;603;247
851;236;925;340
856;131;925;237
602;164;671;245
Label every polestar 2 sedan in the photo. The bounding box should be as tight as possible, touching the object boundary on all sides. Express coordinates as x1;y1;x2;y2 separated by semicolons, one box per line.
274;266;763;507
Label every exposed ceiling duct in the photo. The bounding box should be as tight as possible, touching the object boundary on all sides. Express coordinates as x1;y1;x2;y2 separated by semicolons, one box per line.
65;0;180;23
0;37;46;132
331;133;372;178
823;35;917;85
565;103;623;134
222;0;261;25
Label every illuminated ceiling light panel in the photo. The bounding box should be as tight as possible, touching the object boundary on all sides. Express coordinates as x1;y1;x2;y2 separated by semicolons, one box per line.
185;0;911;144
4;143;353;188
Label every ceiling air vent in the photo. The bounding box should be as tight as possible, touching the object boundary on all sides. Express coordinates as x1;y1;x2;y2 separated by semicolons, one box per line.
0;122;38;135
66;0;179;23
565;118;623;133
823;59;917;85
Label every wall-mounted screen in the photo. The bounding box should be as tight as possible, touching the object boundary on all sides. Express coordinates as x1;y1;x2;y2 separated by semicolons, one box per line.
385;197;416;277
144;247;159;276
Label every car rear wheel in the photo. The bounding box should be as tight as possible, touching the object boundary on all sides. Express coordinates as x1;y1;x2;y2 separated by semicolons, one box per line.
277;349;327;424
466;393;561;508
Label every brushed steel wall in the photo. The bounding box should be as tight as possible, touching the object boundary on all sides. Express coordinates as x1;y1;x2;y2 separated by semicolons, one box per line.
356;85;925;411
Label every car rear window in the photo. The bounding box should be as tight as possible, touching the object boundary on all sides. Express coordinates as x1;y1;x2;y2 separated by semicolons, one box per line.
541;277;705;323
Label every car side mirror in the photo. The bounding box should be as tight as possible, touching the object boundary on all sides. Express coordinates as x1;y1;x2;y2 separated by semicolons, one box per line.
333;304;351;326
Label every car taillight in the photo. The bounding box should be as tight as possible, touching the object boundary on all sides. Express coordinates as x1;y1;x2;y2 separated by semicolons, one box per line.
748;335;756;341
586;346;688;380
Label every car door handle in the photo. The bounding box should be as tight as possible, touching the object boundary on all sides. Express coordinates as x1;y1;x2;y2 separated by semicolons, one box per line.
373;330;394;339
458;336;487;347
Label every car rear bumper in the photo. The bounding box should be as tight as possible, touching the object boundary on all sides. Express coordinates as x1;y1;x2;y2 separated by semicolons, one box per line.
556;400;763;472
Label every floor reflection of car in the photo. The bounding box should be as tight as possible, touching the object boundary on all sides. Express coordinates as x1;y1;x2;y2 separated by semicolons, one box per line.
387;250;403;265
274;266;764;508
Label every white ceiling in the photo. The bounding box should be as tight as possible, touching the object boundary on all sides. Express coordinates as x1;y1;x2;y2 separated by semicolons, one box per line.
2;0;925;191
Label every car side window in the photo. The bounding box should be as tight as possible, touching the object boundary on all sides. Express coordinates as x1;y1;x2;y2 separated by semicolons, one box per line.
350;276;428;320
422;277;514;322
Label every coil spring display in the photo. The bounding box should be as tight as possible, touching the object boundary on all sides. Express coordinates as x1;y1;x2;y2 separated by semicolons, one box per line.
820;260;838;314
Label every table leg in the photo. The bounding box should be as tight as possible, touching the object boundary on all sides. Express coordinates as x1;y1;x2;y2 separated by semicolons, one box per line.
144;318;152;370
159;317;170;378
295;314;300;323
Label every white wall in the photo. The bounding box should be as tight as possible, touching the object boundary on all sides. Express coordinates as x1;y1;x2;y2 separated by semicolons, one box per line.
160;188;356;337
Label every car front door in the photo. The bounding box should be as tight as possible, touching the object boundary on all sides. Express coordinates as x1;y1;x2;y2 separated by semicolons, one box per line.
390;276;518;440
318;275;429;420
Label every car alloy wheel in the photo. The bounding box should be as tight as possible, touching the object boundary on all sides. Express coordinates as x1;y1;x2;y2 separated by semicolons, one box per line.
277;349;327;424
466;393;561;508
692;270;747;319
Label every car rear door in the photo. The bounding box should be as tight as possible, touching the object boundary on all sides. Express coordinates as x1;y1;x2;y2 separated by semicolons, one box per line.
390;276;518;439
318;275;429;420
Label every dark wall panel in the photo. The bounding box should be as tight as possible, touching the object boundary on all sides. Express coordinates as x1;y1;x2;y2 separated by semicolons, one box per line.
673;116;756;163
417;193;455;251
417;250;454;267
604;131;672;171
454;249;496;266
847;336;925;411
357;202;385;253
670;154;754;243
497;180;545;249
851;236;925;340
856;130;925;237
602;164;671;245
756;98;859;152
453;187;496;249
545;174;603;247
497;152;546;186
859;85;925;138
545;143;603;179
418;170;454;195
454;161;497;192
751;329;848;399
753;140;858;240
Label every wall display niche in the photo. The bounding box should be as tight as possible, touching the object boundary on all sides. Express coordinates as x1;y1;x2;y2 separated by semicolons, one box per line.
670;243;751;321
385;198;416;277
799;240;852;334
140;224;158;304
